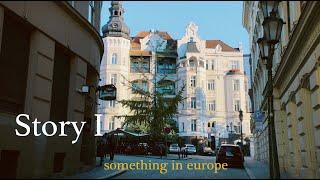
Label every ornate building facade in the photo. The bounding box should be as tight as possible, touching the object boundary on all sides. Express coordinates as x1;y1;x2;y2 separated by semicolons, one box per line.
243;1;320;178
100;1;252;147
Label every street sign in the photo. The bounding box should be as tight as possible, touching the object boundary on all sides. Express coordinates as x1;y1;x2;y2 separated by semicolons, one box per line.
99;84;117;101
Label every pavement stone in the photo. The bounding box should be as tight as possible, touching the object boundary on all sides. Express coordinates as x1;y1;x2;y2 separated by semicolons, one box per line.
244;157;269;179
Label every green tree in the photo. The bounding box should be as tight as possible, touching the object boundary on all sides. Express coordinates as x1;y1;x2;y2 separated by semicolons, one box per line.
116;55;185;141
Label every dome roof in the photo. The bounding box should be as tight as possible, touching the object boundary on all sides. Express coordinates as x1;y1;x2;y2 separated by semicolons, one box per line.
102;1;130;39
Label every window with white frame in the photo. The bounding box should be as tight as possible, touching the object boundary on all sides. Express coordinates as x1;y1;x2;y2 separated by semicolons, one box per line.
211;60;215;70
207;80;215;91
88;1;95;24
109;117;115;130
233;79;240;91
191;97;196;109
231;60;240;70
206;60;208;70
191;119;197;132
109;100;116;108
208;100;216;111
112;53;118;64
234;100;241;112
111;74;117;85
190;76;196;87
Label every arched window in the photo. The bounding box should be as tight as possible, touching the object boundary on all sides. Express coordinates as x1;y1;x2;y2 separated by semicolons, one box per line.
112;53;117;64
207;122;211;127
189;59;195;67
212;122;215;127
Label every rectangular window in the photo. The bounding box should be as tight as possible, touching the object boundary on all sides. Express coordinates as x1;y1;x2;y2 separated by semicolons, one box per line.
182;122;185;132
206;60;208;70
109;117;115;130
112;53;117;64
207;80;215;91
191;97;196;109
190;76;196;87
109;100;116;108
208;100;216;111
231;60;240;70
111;74;117;85
233;79;240;91
211;60;215;70
234;100;241;112
191;119;197;132
130;58;150;73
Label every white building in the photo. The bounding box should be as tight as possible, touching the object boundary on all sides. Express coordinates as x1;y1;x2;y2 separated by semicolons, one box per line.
99;1;251;147
176;22;251;147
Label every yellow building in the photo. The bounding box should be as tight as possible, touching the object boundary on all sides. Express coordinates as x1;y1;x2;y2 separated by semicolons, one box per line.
0;1;103;178
243;1;320;178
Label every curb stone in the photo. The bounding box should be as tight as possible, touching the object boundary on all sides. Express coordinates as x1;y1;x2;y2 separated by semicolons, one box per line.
97;170;127;179
244;162;256;179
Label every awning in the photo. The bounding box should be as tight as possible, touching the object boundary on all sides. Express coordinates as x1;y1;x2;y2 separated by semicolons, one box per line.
105;128;150;138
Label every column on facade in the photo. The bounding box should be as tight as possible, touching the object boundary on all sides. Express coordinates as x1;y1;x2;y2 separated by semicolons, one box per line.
296;75;317;178
274;97;289;174
285;93;302;177
24;30;56;177
310;66;320;178
64;56;88;173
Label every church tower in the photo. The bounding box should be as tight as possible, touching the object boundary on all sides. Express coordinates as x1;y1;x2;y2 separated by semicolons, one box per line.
99;1;131;133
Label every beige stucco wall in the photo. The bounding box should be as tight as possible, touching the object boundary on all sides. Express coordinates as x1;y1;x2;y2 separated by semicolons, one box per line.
0;1;103;178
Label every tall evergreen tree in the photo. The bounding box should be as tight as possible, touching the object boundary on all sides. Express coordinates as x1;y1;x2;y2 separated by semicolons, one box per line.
116;55;185;141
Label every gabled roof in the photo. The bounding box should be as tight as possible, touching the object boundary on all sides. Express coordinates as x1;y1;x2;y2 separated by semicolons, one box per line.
186;41;200;53
206;40;239;52
130;31;177;51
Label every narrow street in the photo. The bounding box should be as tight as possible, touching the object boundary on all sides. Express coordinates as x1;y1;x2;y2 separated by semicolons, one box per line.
106;155;250;179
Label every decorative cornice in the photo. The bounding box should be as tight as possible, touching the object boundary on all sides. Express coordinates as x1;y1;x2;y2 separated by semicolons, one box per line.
274;2;320;96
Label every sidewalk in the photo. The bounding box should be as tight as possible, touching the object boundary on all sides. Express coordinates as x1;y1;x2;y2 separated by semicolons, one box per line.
63;157;126;179
244;157;269;179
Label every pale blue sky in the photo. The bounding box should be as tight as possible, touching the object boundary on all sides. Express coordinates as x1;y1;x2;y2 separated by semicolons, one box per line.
100;1;249;54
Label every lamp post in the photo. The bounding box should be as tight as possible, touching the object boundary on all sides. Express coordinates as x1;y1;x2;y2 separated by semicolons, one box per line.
257;1;284;179
226;124;229;143
239;110;243;146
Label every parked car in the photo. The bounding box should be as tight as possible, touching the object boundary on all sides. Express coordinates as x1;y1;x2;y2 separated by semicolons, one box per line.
181;144;196;155
169;144;181;154
216;144;244;168
201;146;214;156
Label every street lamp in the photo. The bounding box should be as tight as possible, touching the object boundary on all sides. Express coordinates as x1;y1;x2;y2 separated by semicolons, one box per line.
257;1;284;179
263;13;284;45
239;110;243;146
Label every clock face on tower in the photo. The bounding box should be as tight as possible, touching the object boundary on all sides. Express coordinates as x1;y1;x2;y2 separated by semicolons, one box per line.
111;23;118;28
